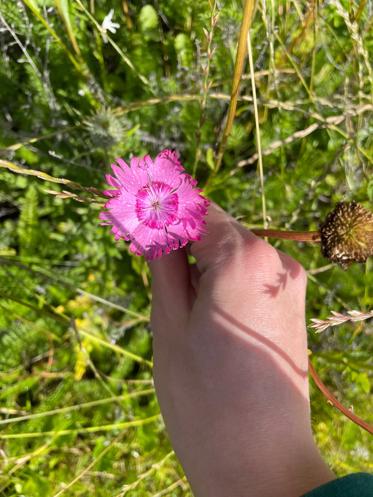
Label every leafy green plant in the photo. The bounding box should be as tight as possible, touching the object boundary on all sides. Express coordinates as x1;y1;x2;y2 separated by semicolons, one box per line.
0;0;372;495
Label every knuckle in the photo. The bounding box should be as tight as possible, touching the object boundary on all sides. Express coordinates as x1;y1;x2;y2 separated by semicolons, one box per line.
240;236;278;266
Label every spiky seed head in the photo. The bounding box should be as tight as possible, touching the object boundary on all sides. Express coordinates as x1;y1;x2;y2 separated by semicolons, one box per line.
319;201;373;268
84;109;127;148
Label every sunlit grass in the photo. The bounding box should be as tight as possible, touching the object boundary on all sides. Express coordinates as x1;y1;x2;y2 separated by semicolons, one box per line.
0;0;372;495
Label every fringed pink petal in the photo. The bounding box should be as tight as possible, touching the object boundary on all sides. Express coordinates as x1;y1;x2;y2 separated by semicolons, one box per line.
100;150;209;259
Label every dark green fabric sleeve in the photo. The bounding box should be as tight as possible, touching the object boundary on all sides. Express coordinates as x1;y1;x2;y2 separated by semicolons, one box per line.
301;473;373;497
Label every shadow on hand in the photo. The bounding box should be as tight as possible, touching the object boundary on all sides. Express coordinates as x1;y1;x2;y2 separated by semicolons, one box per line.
263;250;303;298
212;304;308;380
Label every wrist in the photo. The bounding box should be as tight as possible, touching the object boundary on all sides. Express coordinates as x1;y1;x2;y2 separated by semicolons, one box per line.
188;427;333;497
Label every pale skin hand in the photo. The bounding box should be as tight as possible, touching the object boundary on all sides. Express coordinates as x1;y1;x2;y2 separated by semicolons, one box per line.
150;204;334;497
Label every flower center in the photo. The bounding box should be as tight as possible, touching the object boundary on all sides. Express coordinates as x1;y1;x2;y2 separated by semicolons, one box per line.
135;181;178;229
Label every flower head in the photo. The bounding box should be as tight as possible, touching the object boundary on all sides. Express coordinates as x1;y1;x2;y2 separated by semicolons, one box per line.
319;201;373;268
101;9;120;43
99;150;209;260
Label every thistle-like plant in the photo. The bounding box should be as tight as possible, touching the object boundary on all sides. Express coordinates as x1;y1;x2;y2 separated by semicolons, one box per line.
252;201;373;268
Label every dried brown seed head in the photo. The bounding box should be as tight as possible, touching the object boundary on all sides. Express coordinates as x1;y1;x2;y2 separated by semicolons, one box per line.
319;201;373;268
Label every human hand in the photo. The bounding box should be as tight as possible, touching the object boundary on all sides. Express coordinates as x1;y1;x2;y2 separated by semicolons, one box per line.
150;203;334;497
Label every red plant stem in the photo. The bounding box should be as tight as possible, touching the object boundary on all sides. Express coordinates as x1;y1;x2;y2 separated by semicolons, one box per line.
308;359;373;435
252;229;321;243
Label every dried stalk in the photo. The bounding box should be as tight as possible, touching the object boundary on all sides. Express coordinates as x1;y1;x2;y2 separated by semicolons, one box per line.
252;229;321;242
214;0;256;173
247;27;267;228
193;0;219;176
237;103;373;168
0;159;104;199
44;189;99;204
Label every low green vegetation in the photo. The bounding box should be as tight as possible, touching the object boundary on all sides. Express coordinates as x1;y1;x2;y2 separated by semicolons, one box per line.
0;0;372;495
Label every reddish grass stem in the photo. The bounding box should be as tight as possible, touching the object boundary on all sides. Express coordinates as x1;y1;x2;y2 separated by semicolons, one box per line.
252;229;321;243
308;359;373;435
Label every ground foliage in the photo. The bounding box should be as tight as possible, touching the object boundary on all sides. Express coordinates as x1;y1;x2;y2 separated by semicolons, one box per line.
0;0;372;495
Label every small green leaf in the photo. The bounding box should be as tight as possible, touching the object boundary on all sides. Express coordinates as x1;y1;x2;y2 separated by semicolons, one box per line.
16;146;39;165
17;184;40;256
356;373;371;394
139;5;159;31
206;148;215;171
174;33;193;67
55;0;81;55
367;178;373;202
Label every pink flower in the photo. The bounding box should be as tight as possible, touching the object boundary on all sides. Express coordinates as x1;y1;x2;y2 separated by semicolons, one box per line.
99;150;209;260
